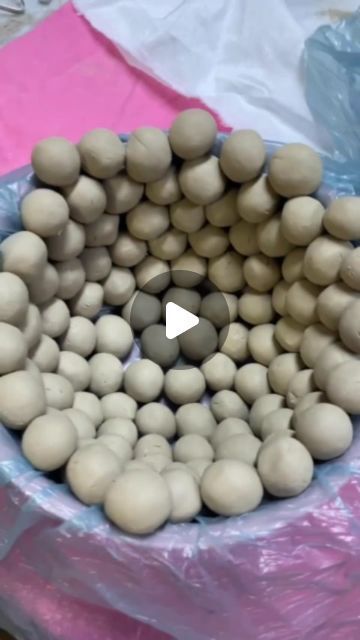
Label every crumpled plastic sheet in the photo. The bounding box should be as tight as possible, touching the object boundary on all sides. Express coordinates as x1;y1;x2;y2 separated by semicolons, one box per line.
1;134;360;640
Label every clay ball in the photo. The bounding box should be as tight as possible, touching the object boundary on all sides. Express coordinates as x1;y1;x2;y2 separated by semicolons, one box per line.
229;219;259;257
237;174;280;223
126;127;172;183
219;322;249;363
281;196;324;246
78;128;125;179
32;136;80;186
40;297;70;338
0;322;27;375
215;433;261;466
299;323;336;369
47;219;85;262
104;173;144;215
268;143;323;197
162;468;202;523
323;196;360;240
268;353;303;396
234;363;270;404
294;403;353;460
210;389;249;422
135;433;172;459
173;434;214;463
340;247;360;291
338;299;360;353
208;252;245;293
1;231;47;283
123;291;162;331
101;392;137;421
303;235;351;286
57;351;91;391
201;352;236;391
201;459;263;516
22;413;77;471
67;443;121;505
80;247;111;282
136;403;176;439
260;408;294;440
175;403;216;439
316;282;357;332
257;436;313;497
189;224;229;258
21;188;69;238
124;359;164;403
63;175;106;224
31;334;60;372
55;258;85;300
0;272;29;326
73;391;103;427
42;373;74;410
98;418;138;446
61;316;96;358
0;370;46;430
210;417;251;449
63;408;96;440
103;267;135;306
314;341;356;390
248;324;283;366
164;366;206;405
179;155;226;205
220;130;265;182
178;318;218;362
238;289;274;325
88;353;123;396
141;324;179;368
169;109;217;159
95;315;133;359
325;361;360;414
170;198;205;233
145;166;181;206
85;213;119;247
249;394;286;436
206;190;239;228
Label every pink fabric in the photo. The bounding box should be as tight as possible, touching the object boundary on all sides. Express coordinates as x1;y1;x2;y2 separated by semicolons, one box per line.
0;2;226;176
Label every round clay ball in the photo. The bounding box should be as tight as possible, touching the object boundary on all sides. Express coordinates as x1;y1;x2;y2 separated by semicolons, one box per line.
169;109;217;159
0;272;29;326
303;235;351;286
47;219;85;261
98;418;138;446
21;188;69;238
22;413;77;471
186;459;212;483
229;219;259;257
162;287;201;319
21;304;42;351
294;403;353;459
60;316;96;358
238;289;274;325
0;370;46;430
31;334;60;372
170;198;205;233
206;190;239;228
40;297;70;338
63;175;106;224
293;391;327;418
268;353;303;396
110;233;147;268
73;391;103;427
149;228;187;261
78;128;125;179
171;249;207;288
189;224;229;258
237;174;280;223
105;469;171;535
101;392;137;421
97;434;132;463
104;173;144;215
260;408;294;440
103;267;135;306
95;315;133;358
243;254;281;291
134;434;171;461
234;363;270;404
220;130;265;182
162;468;201;523
88;353;123;396
1;231;47;283
201;352;236;391
313;341;356;390
127;202;169;241
274;316;304;352
281;248;305;283
338;299;360;353
67;443;121;505
126;127;171;183
124;359;164;403
176;403;216;439
281;196;324;245
215;433;261;466
174;434;214;463
257;214;293;257
268;143;323;197
272;280;291;316
123;291;162;331
85;213;119;247
208;252;245;293
136;403;176;439
70;282;104;319
257;436;313;497
164;366;206;405
210;417;251;449
179;155;226;206
218;322;249;363
178;318;218;361
326;361;360;414
340;247;360;291
316;282;357;331
200;292;237;329
141;324;179;368
135;256;171;294
55;258;85;300
201;459;263;516
57;351;91;391
145;166;181;205
80;247;111;282
32;136;80;186
63;408;96;440
0;323;27;375
286;369;316;408
286;279;321;326
42;373;74;410
249;394;286;436
248;324;283;366
323;196;360;240
210;389;249;422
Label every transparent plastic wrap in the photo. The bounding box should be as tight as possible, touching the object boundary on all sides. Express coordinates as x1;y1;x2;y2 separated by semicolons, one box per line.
1;135;360;640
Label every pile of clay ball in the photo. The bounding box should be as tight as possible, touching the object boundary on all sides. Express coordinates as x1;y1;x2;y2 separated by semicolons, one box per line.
1;109;360;536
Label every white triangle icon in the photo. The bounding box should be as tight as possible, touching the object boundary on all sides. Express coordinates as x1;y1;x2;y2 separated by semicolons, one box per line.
165;302;199;339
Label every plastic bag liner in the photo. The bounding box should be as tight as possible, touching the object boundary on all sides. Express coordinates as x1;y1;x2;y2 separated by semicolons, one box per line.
1;132;360;640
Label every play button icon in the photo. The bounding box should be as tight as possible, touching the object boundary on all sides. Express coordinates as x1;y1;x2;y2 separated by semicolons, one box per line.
165;302;199;340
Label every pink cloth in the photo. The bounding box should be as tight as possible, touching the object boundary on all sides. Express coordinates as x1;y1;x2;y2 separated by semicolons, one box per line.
0;2;226;175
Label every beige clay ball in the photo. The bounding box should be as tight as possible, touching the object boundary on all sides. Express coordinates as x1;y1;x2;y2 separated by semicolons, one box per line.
178;317;218;362
162;469;202;523
313;341;356;390
0;370;46;430
149;228;187;261
134;433;172;459
104;172;143;215
21;189;69;237
78;128;125;179
0;272;29;326
340;247;360;291
281;248;305;283
274;317;304;352
127;201;169;241
47;219;85;262
42;373;74;410
229;220;259;257
338;299;360;353
97;434;132;463
189;224;229;258
31;334;60;372
101;392;137;421
248;324;283;366
206;190;239;228
268;353;303;396
215;433;261;466
171;250;206;288
281;196;324;246
200;292;237;328
20;304;42;351
210;389;249;422
303;236;351;286
260;408;294;440
249;393;286;436
136;403;176;439
208;252;245;293
257;214;293;257
55;258;85;300
80;247;111;282
110;233;147;268
286;279;321;326
1;231;47;283
234;363;270;404
316;282;357;331
210;417;251;449
238;289;274;325
95;315;133;359
164;367;206;405
127;127;171;183
70;282;104;318
220;130;265;182
173;434;214;463
40;297;70;337
293;391;327;419
124;359;164;403
325;361;360;414
124;293;162;332
218;322;249;363
63;408;96;440
85;213;119;247
57;351;91;392
88;353;123;397
323;196;360;240
63;175;106;224
243;254;281;292
201;353;236;391
257;436;314;497
175;403;216;440
0;322;27;375
179;155;226;206
286;369;316;408
237;175;280;223
170;198;205;233
98;418;138;446
272;280;291;316
60;316;96;358
169;108;217;160
145;166;181;206
295;403;353;459
22;413;77;471
201;459;263;516
103;267;135;305
32;136;80;186
268;143;323;197
135;257;171;294
67;443;121;505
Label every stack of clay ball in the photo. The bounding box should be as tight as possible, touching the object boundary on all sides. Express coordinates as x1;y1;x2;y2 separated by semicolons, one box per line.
1;109;360;536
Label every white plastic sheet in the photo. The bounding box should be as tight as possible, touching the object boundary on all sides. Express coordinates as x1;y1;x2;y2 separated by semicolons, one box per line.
73;0;358;149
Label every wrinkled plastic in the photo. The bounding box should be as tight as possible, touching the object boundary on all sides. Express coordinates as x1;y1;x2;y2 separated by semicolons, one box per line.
1;132;360;640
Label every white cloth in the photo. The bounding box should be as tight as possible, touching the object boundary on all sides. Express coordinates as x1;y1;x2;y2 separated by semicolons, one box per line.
73;0;359;149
